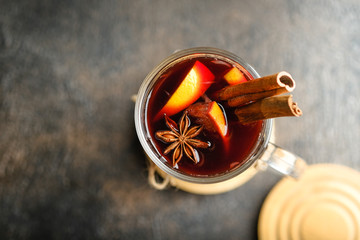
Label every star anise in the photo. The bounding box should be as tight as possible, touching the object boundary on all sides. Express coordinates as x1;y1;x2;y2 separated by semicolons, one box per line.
155;111;210;167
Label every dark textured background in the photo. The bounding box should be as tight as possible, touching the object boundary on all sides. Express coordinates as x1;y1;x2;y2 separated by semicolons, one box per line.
0;0;359;239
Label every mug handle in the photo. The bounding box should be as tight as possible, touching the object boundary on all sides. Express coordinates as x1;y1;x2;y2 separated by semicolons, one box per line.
256;142;307;179
148;160;171;190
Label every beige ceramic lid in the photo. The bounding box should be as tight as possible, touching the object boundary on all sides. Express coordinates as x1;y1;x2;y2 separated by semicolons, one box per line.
258;164;360;240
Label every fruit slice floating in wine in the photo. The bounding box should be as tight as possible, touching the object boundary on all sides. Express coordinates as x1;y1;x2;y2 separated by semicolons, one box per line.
187;101;227;138
224;67;247;85
155;61;214;120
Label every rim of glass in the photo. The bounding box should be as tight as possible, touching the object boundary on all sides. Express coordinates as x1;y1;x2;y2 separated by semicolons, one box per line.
134;47;273;184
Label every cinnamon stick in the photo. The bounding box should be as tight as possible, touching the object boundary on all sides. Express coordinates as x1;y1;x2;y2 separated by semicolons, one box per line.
215;71;296;101
234;95;302;123
227;87;288;107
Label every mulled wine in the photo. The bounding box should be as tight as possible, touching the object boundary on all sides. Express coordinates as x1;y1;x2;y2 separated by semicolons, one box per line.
145;55;264;176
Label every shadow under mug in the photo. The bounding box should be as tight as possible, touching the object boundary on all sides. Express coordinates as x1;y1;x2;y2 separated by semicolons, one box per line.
134;47;306;194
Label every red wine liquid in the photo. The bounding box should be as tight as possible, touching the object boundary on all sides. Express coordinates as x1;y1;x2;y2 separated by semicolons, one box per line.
146;56;263;176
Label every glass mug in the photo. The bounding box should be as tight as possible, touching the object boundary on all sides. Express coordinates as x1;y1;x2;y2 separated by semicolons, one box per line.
134;47;306;194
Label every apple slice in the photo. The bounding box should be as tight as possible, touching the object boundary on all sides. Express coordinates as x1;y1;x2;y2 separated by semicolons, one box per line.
224;67;247;85
155;61;214;120
187;101;227;138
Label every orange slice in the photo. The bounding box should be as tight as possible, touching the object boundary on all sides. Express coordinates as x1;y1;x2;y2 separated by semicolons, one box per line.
187;101;227;138
208;101;227;137
156;61;214;120
224;67;247;85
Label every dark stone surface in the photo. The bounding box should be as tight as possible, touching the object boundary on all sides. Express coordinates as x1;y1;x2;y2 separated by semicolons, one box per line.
0;0;359;239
